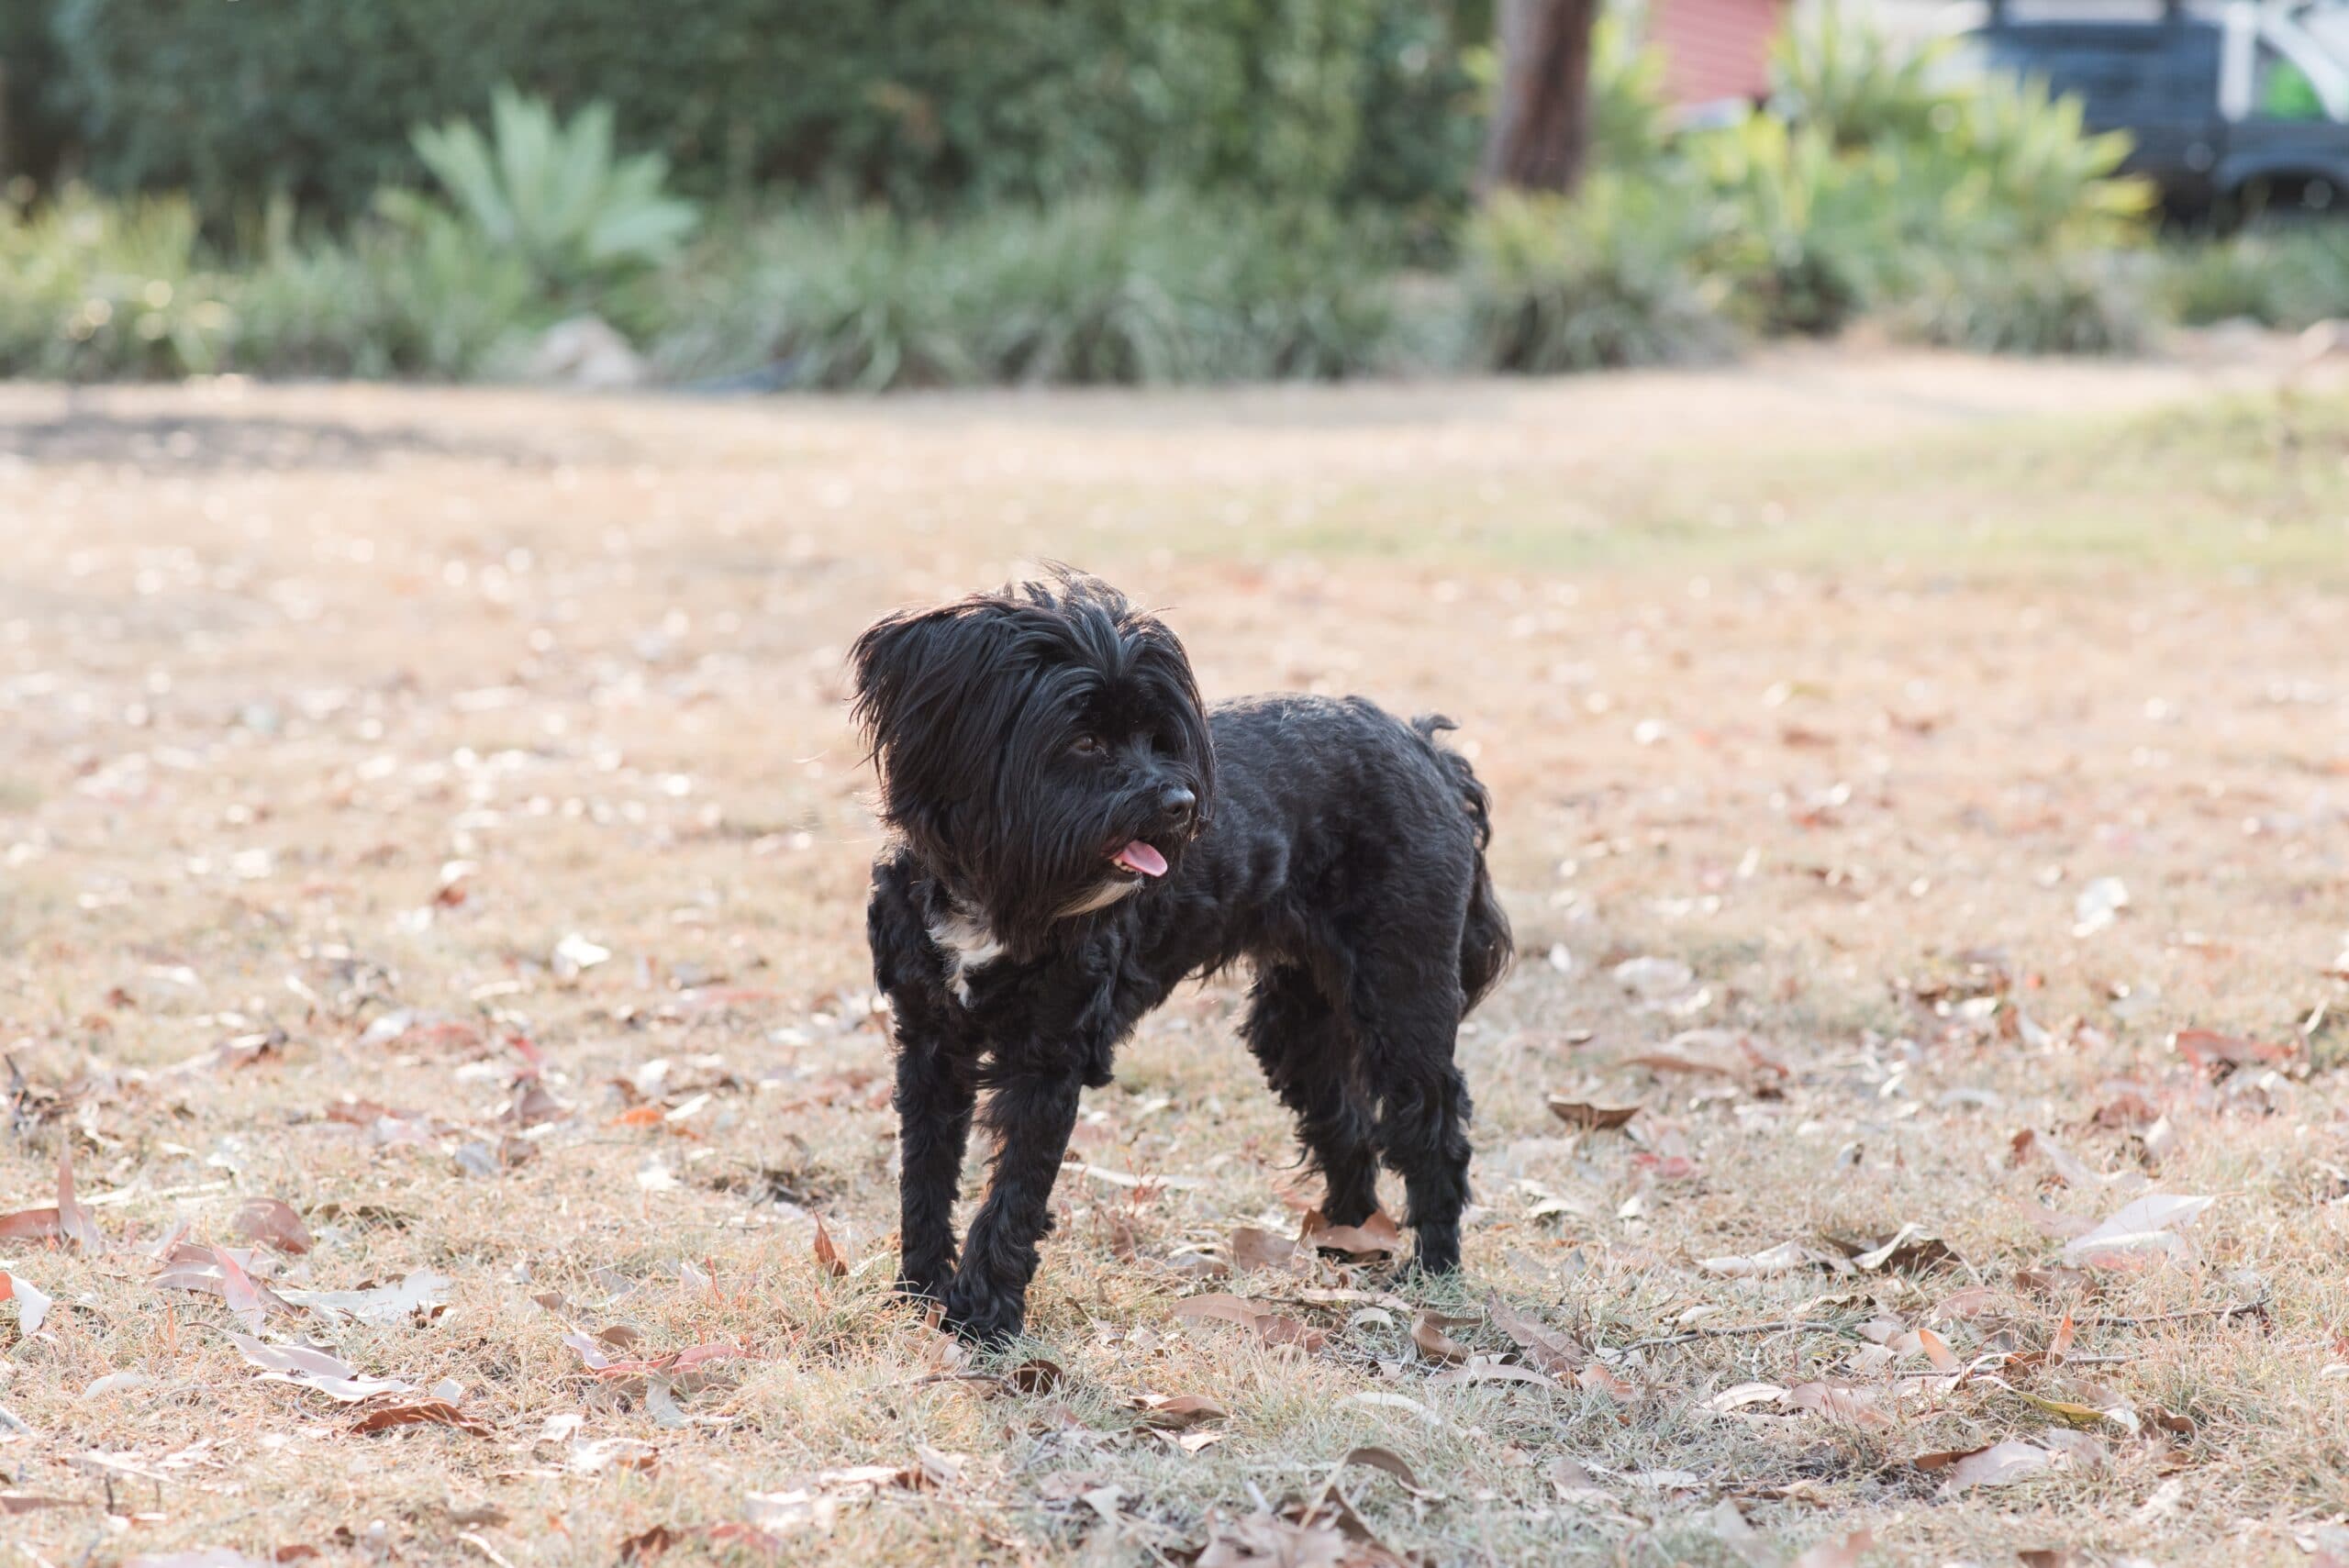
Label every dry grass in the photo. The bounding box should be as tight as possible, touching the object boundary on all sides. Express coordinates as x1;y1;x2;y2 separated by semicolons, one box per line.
5;350;2349;1566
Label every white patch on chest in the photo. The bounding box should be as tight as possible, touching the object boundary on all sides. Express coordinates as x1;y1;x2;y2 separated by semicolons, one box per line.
929;906;1006;1006
1058;876;1140;918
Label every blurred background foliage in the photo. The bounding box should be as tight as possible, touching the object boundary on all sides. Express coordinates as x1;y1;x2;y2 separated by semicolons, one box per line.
23;0;1482;225
0;0;2337;386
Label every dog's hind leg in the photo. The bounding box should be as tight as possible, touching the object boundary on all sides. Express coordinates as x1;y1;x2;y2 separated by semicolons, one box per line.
1353;964;1473;1276
1242;964;1380;1229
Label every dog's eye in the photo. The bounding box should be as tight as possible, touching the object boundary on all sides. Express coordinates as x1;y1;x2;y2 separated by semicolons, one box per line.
1069;735;1103;758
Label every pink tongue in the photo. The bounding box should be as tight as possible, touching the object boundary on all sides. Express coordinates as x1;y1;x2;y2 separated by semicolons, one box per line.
1114;840;1168;878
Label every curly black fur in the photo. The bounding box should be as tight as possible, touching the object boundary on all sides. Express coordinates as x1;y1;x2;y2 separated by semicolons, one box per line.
853;569;1511;1343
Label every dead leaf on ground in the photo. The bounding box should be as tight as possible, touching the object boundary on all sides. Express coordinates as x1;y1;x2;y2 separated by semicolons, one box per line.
1003;1357;1062;1395
231;1198;313;1255
1;1269;53;1336
1699;1240;1846;1278
1832;1222;1959;1273
1784;1382;1893;1427
2063;1192;2215;1267
1338;1446;1439;1498
1230;1226;1301;1273
276;1270;450;1327
222;1331;414;1403
1546;1097;1641;1131
1;1491;74;1514
812;1217;849;1278
2173;1028;2296;1073
1485;1293;1584;1374
1130;1393;1228;1429
1916;1439;2075;1490
1171;1293;1326;1353
1790;1530;1876;1568
1408;1311;1473;1365
350;1400;492;1437
54;1140;104;1253
2012;1129;2134;1190
1299;1208;1401;1261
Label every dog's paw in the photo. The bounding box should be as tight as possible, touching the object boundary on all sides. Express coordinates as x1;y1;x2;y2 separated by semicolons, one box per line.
941;1284;1027;1347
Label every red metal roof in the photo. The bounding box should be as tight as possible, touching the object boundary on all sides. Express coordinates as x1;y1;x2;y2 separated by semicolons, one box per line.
1652;0;1793;105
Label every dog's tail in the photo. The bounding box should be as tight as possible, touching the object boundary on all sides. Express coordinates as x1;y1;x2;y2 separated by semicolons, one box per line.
1412;715;1513;1011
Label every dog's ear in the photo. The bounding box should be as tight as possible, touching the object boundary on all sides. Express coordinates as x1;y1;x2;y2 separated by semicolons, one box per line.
849;599;1008;841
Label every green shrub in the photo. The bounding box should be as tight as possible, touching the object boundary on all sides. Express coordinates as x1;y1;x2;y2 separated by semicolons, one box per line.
1694;115;1900;336
651;195;1400;390
1898;244;2149;356
404;87;698;296
44;0;1479;223
1457;181;1731;373
229;205;539;379
0;184;232;377
1771;4;1959;151
1588;17;1678;176
2159;231;2349;328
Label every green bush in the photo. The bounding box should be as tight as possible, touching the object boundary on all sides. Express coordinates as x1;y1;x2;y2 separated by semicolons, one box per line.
230;205;540;379
1693;115;1900;336
1898;244;2149;356
651;195;1401;390
43;0;1480;224
1770;4;1958;151
1457;181;1731;373
0;184;232;377
405;86;699;295
2159;231;2349;328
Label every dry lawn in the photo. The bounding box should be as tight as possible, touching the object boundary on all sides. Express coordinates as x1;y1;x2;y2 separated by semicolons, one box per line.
5;350;2349;1566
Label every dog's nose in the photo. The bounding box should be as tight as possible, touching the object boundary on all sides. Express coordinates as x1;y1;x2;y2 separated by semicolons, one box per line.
1157;784;1197;824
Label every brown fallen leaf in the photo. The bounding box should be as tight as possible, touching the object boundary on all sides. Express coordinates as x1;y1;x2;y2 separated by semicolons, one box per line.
1;1492;74;1514
1408;1311;1473;1365
2012;1129;2127;1190
232;1198;314;1256
1790;1530;1875;1568
1339;1445;1438;1498
350;1400;492;1437
1171;1293;1327;1352
1785;1382;1892;1427
1299;1208;1401;1261
1230;1226;1301;1273
1003;1358;1062;1395
1485;1293;1584;1374
1917;1439;2062;1489
0;1207;61;1243
1577;1362;1639;1400
812;1217;849;1278
1621;1051;1737;1078
1130;1393;1228;1429
2173;1028;2296;1073
55;1141;103;1254
1546;1097;1640;1131
618;1525;679;1562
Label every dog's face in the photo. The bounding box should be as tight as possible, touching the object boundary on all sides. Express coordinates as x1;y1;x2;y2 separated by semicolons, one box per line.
851;570;1213;954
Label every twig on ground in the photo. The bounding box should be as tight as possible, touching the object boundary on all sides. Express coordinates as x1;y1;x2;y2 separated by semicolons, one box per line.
2084;1297;2268;1330
1616;1318;1848;1352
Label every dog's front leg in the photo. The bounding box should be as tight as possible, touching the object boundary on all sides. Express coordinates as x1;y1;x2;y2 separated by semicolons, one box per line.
892;1016;976;1306
941;1067;1082;1345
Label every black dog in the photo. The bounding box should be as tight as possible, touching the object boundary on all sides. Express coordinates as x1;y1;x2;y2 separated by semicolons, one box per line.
852;570;1510;1343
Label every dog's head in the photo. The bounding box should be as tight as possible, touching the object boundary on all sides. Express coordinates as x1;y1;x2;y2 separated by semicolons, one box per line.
851;568;1213;954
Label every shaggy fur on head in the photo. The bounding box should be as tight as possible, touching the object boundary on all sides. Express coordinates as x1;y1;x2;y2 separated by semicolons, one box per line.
853;568;1510;1343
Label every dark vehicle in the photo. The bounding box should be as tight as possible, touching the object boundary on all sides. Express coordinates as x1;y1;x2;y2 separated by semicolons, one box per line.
1976;0;2349;217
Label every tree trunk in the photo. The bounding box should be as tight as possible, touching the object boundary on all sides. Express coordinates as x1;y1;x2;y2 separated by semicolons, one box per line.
1480;0;1602;195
